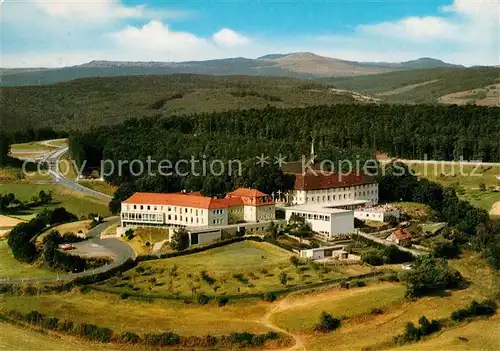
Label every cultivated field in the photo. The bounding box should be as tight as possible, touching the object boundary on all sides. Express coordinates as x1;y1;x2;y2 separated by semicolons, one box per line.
97;241;374;298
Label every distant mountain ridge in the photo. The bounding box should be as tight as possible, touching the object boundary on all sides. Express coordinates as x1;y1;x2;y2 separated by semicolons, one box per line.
0;53;468;86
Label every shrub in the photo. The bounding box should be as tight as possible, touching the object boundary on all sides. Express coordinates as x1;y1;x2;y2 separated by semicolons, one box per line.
43;317;59;330
58;320;74;332
217;296;229;307
314;312;341;332
451;300;497;321
197;294;210;305
119;292;130;300
74;323;113;343
263;292;277;302
418;316;441;335
25;310;45;325
143;331;180;346
403;322;421;342
120;331;140;344
290;256;301;267
279;272;288;286
201;271;216;285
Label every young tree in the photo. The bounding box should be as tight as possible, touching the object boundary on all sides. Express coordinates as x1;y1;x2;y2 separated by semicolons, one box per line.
279;271;288;286
170;227;190;251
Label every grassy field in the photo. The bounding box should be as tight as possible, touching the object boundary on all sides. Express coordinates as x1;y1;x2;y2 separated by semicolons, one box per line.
0;184;110;219
0;290;272;336
121;227;170;255
394;314;500;351
97;241;374;297
408;163;500;189
0;322;130;351
270;252;498;351
272;283;406;332
9;141;56;151
78;181;117;196
0;240;56;280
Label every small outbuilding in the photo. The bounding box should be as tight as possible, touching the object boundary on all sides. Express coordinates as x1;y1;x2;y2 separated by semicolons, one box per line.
387;228;412;247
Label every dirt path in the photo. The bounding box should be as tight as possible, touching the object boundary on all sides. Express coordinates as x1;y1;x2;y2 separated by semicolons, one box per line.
260;302;306;351
490;201;500;216
258;284;396;350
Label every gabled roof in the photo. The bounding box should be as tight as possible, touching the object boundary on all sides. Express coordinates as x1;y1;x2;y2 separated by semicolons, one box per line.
393;228;412;240
227;188;268;197
293;171;375;191
123;192;229;209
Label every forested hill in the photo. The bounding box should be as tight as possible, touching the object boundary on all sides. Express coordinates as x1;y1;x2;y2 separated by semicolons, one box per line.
318;66;500;104
1;74;361;134
70;104;500;184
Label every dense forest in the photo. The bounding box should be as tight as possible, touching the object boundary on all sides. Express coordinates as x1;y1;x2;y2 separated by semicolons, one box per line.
1;74;355;133
70;104;500;176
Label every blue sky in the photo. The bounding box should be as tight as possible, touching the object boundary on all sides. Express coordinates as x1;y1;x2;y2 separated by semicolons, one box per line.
1;0;498;67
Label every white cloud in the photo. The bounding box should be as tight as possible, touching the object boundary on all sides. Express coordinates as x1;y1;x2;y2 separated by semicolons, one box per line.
358;17;459;41
1;0;499;68
213;28;251;46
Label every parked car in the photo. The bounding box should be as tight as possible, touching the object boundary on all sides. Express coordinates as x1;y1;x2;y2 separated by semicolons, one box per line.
60;244;76;251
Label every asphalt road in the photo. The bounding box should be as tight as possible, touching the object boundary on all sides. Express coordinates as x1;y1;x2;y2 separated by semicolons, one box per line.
0;218;135;284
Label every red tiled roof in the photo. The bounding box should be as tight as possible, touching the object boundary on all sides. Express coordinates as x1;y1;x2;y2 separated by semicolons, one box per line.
293;171;375;191
393;229;412;240
227;188;268;197
123;192;229;209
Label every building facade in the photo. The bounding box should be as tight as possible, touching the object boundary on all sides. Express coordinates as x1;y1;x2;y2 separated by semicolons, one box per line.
285;204;355;238
120;188;276;232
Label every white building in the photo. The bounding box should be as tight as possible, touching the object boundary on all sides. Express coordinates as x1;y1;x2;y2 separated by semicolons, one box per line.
287;171;379;206
285;204;354;238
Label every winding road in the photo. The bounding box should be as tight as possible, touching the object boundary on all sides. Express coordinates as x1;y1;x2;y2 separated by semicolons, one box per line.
0;218;135;284
1;140;129;284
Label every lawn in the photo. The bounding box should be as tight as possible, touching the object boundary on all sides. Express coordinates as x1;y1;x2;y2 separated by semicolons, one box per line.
97;241;374;297
0;184;110;219
271;283;406;332
121;227;170;255
0;290;272;336
0;240;56;280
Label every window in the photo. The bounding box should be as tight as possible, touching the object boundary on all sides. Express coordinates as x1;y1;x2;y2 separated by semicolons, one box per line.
140;205;143;210
147;205;150;210
133;205;137;209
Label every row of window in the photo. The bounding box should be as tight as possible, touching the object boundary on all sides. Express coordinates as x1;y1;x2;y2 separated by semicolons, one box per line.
122;212;162;222
130;204;206;216
290;212;331;222
306;190;376;203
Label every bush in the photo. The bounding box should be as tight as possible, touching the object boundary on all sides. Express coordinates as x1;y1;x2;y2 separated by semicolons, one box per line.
143;331;180;346
263;292;277;302
43;317;59;330
197;294;210;305
403;322;421;342
119;292;129;300
25;310;45;325
400;256;462;298
120;331;140;344
58;320;74;332
451;300;497;321
74;323;113;343
314;312;341;332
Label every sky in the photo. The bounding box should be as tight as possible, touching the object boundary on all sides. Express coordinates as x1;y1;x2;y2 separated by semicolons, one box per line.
0;0;499;67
